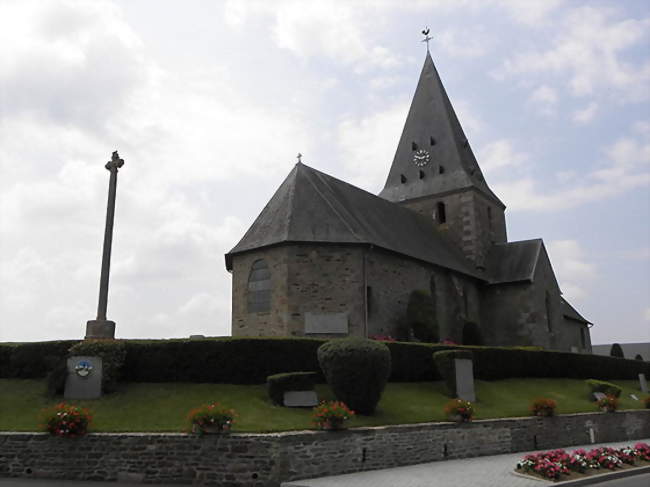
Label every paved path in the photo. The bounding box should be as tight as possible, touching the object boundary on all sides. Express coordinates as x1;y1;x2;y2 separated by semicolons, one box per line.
283;439;650;487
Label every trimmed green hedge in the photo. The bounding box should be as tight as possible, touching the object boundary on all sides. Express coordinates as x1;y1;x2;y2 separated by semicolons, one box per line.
0;340;80;378
433;350;474;397
1;338;649;384
267;371;318;405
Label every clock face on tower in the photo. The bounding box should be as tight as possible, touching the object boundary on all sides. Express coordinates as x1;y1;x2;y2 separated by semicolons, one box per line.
412;149;430;167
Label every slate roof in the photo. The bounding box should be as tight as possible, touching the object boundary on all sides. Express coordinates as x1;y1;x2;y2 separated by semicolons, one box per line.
561;297;591;324
380;52;504;208
226;162;481;278
484;239;543;284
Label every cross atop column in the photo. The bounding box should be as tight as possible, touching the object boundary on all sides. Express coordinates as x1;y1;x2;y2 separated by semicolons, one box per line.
297;152;303;163
105;151;124;171
421;27;432;52
86;150;125;340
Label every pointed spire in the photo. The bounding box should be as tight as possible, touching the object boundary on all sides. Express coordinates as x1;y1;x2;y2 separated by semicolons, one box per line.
379;52;504;207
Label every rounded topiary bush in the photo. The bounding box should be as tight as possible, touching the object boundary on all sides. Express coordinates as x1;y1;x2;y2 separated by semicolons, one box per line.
317;337;391;415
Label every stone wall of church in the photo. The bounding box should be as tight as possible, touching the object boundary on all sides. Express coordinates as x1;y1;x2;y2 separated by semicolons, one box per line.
562;319;592;353
365;249;482;342
284;244;366;338
231;246;290;337
399;188;506;269
480;247;584;351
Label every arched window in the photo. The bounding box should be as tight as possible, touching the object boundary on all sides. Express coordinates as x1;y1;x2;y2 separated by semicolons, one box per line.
247;259;271;313
436;202;446;224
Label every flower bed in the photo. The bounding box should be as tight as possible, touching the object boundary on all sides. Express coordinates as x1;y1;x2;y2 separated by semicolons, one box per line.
41;403;92;438
515;443;650;482
311;400;354;430
187;402;237;434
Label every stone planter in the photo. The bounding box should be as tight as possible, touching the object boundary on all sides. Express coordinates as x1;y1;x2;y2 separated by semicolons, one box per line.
321;418;346;431
191;423;231;435
448;414;471;423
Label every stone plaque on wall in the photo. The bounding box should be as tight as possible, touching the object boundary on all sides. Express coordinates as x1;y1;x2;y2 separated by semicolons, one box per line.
304;312;349;334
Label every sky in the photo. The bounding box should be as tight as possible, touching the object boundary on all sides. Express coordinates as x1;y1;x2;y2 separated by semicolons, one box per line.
0;0;648;345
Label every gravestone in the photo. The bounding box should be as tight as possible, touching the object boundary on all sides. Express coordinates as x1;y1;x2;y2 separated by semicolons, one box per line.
304;312;348;334
630;394;639;401
454;358;476;402
283;390;318;407
639;373;648;394
592;391;607;401
64;356;103;400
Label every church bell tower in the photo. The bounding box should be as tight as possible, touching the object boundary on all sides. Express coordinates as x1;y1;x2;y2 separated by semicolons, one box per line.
379;51;507;269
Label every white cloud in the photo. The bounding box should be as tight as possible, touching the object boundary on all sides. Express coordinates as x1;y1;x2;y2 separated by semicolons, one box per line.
572;102;599;124
478;139;528;175
494;0;566;25
496;6;650;101
493;127;650;212
547;239;596;301
223;0;400;71
337;101;408;193
528;85;558;116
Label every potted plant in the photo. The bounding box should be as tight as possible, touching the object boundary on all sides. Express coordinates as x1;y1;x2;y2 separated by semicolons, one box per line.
41;403;92;438
312;400;355;431
597;395;619;413
444;398;474;423
188;402;237;434
530;397;557;417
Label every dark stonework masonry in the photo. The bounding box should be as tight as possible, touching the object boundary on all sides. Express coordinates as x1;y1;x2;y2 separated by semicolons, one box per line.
2;411;648;486
226;51;593;351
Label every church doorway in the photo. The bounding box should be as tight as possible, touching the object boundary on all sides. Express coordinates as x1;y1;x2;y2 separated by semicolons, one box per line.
462;322;483;345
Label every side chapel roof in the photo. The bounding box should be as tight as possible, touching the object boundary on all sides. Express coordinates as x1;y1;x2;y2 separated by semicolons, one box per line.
226;162;480;278
485;239;543;284
561;297;592;325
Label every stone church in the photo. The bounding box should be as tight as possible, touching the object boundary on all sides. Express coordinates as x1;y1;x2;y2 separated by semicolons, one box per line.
225;52;593;352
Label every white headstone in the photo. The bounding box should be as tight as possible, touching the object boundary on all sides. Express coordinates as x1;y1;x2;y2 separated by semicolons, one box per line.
639;373;648;394
283;390;318;407
630;394;639;401
592;391;607;401
64;355;103;400
454;358;476;402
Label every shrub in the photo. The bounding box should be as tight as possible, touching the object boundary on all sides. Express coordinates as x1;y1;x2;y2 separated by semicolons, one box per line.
267;371;317;405
530;398;557;417
635;354;644;361
317;338;391;415
610;343;624;358
597;395;619;412
46;360;68;397
121;337;325;384
41;403;92;437
311;400;355;430
187;403;236;434
433;350;473;397
1;340;79;378
68;340;126;393
585;379;622;399
443;398;474;422
407;290;438;342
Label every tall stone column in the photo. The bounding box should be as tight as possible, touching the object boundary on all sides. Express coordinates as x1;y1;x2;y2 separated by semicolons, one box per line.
85;151;124;339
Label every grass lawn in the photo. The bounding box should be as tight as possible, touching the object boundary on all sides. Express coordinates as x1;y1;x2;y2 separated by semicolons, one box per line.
0;378;646;433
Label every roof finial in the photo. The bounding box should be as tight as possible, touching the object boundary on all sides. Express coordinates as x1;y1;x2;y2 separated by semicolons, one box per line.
421;27;432;53
297;152;303;164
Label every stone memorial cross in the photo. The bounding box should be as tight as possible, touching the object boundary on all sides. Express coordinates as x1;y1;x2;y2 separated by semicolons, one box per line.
85;151;125;339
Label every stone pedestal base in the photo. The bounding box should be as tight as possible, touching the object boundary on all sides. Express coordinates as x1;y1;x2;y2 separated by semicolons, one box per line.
85;320;116;339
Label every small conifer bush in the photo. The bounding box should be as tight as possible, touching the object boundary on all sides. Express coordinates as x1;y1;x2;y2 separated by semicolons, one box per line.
317;338;391;415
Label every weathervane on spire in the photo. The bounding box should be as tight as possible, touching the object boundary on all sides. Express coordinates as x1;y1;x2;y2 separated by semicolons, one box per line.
421;27;432;52
297;152;303;163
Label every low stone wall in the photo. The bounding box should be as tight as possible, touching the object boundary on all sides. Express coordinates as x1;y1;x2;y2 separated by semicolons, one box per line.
1;411;649;487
